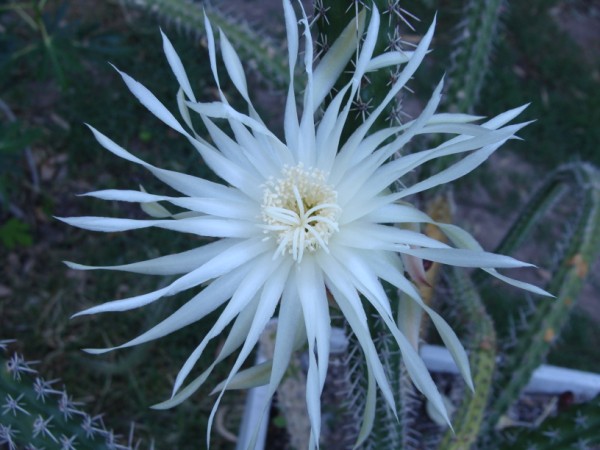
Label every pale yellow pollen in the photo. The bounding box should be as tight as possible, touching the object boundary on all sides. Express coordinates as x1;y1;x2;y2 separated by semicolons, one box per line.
261;164;340;262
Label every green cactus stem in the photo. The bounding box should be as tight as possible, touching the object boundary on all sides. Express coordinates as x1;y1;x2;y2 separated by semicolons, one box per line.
316;0;415;141
482;163;600;438
437;267;497;450
0;343;150;449
444;0;506;114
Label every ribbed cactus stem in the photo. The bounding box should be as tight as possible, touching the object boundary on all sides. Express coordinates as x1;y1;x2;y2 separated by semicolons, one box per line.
0;344;150;449
426;0;506;184
445;0;506;113
352;315;414;450
317;0;413;141
483;163;600;437
437;268;497;450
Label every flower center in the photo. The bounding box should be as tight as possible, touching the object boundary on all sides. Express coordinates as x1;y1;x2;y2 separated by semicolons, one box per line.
262;164;341;262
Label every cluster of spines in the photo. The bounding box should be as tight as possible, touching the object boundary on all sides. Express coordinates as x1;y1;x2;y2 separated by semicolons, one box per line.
0;340;152;450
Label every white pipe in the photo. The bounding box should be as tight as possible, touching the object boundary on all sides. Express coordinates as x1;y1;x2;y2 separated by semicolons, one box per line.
420;344;600;400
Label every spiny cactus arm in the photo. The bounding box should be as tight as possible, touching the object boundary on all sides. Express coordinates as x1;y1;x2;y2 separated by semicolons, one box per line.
1;344;150;449
444;0;506;114
316;0;416;141
489;165;579;259
123;0;290;90
350;314;417;450
496;395;600;450
437;267;497;450
483;162;600;436
426;0;507;184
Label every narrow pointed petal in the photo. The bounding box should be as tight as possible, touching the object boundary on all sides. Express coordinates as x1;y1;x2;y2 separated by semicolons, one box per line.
86;125;236;199
64;238;238;275
161;30;196;102
57;215;259;239
112;65;188;136
154;290;263;409
400;247;534;268
366;51;413;71
205;259;292;446
219;29;250;101
312;10;366;109
172;254;282;395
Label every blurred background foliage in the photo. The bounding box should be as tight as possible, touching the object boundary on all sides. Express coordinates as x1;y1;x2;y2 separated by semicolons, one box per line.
0;0;598;448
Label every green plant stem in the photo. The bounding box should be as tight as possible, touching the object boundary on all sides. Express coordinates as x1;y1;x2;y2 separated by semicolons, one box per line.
438;267;496;450
482;163;600;438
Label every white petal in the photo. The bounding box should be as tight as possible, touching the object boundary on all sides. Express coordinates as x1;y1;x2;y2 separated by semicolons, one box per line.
362;202;431;224
296;256;331;390
334;223;450;251
172;253;282;395
297;15;316;167
400;247;534;268
58;215;259;239
283;0;299;72
205;259;292;445
227;119;281;180
366;51;413;71
394;142;500;200
64;238;239;275
315;83;353;171
81;189;258;220
428;112;485;124
333;77;443;190
84;264;250;353
76;286;169;320
334;254;451;426
219;29;250;101
152;287;262;409
186;100;275;138
112;65;188;136
203;11;222;91
86;125;236;198
312;10;366;109
483;103;529;129
161;30;196;102
397;292;423;351
75;238;268;322
353;4;380;83
439;223;552;296
211;361;271;392
185;136;263;196
318;255;397;412
337;15;436;167
368;252;473;390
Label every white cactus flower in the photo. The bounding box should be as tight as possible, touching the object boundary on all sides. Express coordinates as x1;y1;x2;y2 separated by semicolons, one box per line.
61;1;549;448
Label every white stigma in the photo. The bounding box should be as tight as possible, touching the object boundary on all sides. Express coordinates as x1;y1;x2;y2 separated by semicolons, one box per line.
262;164;341;262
